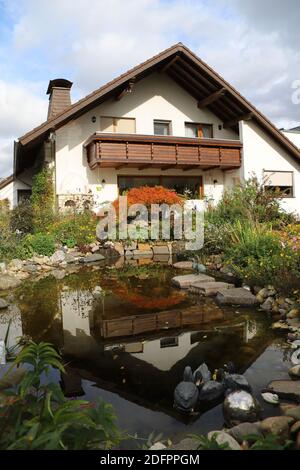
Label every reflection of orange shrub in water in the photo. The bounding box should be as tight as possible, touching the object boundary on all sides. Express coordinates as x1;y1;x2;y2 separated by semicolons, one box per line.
114;285;185;310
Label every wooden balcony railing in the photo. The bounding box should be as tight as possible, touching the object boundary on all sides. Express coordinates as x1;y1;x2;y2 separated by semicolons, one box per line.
84;133;242;171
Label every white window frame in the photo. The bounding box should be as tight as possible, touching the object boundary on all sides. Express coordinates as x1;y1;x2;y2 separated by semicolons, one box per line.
263;170;294;198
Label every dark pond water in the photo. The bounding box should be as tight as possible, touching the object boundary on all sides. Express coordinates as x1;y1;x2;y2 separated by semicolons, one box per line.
0;261;292;447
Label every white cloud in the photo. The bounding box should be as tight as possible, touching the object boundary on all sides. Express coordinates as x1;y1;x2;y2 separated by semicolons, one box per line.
1;0;300;177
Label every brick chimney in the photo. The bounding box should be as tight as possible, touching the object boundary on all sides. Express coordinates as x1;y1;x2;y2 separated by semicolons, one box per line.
46;78;73;119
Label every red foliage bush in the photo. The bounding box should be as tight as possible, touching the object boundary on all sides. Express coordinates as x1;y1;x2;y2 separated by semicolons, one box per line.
113;186;183;211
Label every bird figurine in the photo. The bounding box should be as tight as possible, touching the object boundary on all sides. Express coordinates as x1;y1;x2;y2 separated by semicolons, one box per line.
190;255;206;274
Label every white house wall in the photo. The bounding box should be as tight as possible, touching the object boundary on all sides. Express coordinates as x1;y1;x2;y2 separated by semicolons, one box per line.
241;120;300;216
55;72;239;207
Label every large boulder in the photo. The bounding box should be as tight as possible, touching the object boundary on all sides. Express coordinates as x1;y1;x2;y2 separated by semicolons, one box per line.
207;431;240;450
289;365;300;378
216;288;259;307
223;390;261;426
0;275;21;291
228;422;263;443
224;374;252;393
260;416;292;443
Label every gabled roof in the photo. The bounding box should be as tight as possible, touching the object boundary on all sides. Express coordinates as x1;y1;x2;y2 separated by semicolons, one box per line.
0;174;13;191
18;42;300;163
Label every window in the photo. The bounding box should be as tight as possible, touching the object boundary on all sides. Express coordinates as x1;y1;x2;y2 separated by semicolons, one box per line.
154;120;171;136
160;337;179;349
100;116;136;133
17;189;32;204
118;176;202;199
185;122;213;138
264;171;294;198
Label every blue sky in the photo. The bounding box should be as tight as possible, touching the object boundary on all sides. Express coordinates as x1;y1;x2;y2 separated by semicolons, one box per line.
1;0;300;177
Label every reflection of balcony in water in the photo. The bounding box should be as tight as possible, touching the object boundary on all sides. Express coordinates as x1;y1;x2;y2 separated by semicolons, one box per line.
97;305;224;339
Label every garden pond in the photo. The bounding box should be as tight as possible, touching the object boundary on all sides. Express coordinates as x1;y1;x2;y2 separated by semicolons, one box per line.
0;261;292;447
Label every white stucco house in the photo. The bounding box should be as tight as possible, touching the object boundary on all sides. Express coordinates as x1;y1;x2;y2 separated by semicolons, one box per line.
1;43;300;216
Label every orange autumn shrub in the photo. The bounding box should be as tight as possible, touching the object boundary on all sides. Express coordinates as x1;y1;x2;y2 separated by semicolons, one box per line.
113;186;183;212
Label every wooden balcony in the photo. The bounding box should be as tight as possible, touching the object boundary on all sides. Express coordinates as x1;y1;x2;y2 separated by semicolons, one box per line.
84;133;242;171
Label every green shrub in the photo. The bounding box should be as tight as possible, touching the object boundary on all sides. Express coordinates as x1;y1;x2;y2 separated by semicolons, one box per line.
23;233;55;256
10;200;34;234
223;221;294;286
207;177;296;228
0;342;120;450
49;211;97;248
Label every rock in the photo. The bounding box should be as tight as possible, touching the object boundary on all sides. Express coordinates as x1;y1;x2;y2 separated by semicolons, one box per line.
113;242;124;257
289;365;300;378
287;309;300;319
261;392;279;405
0;262;6;274
271;322;290;330
0;275;22;291
152;245;169;255
125;250;133;259
0;298;8;309
223;391;261;426
189;281;234;297
168;438;199;451
260;416;292;442
256;294;264;303
261;297;274;312
290;340;300;349
149;442;167;450
290;421;300;434
23;263;38;273
207;431;240;450
81;253;105;263
291;349;300;366
132;250;153;259
287;319;300;329
198;380;224;403
267;380;300;401
51;270;66;280
283;406;300;420
9;259;23;271
50;250;66;264
171;274;215;289
228;422;263;443
173;261;194;270
257;287;269;299
216;288;259;307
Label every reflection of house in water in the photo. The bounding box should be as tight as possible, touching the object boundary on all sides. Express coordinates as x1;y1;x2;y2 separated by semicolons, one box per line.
56;285;272;420
0;305;23;348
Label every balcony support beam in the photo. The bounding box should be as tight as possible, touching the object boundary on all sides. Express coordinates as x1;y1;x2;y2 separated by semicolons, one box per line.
223;112;253;129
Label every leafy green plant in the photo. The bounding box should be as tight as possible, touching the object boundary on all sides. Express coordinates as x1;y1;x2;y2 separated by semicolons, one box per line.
206;176;295;228
188;433;231;450
0;341;120;450
223;221;294;286
246;434;293;450
23;232;55;256
49;211;97;248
